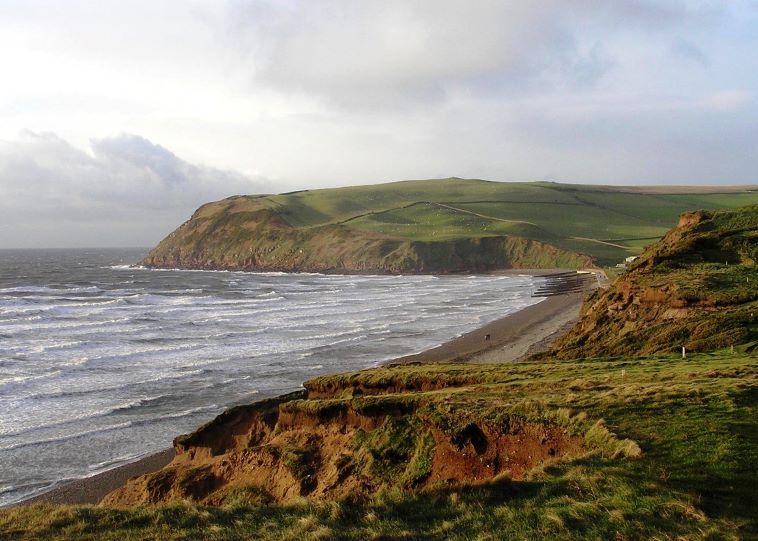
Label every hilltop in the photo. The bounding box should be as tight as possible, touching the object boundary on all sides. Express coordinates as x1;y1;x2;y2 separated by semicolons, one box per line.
550;205;758;358
143;178;758;272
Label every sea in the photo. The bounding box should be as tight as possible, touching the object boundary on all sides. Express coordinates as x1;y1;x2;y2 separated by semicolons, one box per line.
0;248;547;506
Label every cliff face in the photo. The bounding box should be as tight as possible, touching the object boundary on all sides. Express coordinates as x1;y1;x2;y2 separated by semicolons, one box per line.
143;196;592;273
101;367;640;507
550;206;758;358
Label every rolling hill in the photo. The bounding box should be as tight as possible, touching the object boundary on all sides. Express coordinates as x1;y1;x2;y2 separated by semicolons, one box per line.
144;179;758;272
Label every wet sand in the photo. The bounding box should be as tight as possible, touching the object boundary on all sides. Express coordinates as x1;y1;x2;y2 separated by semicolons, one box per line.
388;292;583;365
11;271;589;507
14;449;175;507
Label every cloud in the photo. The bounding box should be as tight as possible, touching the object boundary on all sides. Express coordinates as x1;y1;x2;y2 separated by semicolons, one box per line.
0;132;271;247
671;38;709;66
1;1;756;249
224;0;709;110
701;89;753;111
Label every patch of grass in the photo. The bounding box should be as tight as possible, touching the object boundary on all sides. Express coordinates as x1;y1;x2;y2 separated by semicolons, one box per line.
353;416;422;482
400;431;436;487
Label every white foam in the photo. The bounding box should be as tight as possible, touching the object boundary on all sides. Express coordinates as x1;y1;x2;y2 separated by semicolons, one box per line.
0;421;135;451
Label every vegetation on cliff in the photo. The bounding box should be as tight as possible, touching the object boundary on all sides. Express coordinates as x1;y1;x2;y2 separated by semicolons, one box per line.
3;351;755;539
550;205;758;358
143;178;757;272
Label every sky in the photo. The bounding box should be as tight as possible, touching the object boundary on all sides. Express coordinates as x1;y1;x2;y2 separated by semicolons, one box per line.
0;0;757;248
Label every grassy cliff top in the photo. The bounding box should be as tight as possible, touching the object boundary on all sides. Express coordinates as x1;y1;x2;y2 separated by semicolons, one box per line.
188;179;757;266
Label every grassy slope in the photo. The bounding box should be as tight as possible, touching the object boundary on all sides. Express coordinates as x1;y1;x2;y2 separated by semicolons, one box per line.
261;179;757;265
2;351;756;540
551;205;758;359
147;179;757;268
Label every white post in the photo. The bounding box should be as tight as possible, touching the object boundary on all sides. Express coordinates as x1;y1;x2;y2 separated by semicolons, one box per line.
682;346;686;359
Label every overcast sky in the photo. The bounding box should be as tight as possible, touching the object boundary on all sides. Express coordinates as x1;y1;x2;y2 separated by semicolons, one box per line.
1;0;757;248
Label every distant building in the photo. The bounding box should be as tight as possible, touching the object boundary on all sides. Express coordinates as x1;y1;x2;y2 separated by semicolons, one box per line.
615;255;638;270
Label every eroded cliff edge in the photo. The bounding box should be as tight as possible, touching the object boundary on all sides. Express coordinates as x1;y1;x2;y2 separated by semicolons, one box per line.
549;205;757;358
101;369;639;507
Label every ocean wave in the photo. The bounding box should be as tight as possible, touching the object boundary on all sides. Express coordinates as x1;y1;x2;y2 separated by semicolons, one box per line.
0;389;220;443
300;328;365;342
0;421;135;451
0;395;146;438
129;404;219;425
4;316;136;333
0;371;62;390
86;452;145;474
0;285;100;295
122;293;198;305
256;290;279;298
76;343;204;369
109;393;174;413
0;300;115;318
308;333;369;350
1;364;210;403
0;485;18;496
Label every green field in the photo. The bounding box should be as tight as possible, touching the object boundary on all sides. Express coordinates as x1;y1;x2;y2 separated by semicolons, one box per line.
248;179;757;266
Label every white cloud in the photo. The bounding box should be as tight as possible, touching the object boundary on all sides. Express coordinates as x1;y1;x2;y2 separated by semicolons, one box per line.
702;90;753;111
0;132;270;247
0;0;757;248
225;0;708;109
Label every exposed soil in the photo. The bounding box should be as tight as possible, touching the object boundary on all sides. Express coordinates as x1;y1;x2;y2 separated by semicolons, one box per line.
550;207;758;358
101;393;585;507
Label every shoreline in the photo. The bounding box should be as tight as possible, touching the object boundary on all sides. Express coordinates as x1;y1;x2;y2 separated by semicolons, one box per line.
387;292;583;365
11;449;175;507
10;270;588;508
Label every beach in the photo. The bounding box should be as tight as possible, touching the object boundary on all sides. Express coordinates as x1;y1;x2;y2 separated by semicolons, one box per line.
15;449;175;507
389;291;583;365
10;272;588;507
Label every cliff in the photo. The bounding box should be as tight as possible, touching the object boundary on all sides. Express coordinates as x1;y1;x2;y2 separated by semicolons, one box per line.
142;179;758;272
549;205;758;358
143;195;592;273
101;365;638;507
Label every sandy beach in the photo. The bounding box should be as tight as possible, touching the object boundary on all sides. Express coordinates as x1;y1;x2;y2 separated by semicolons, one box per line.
11;271;588;508
14;449;175;507
389;291;583;365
